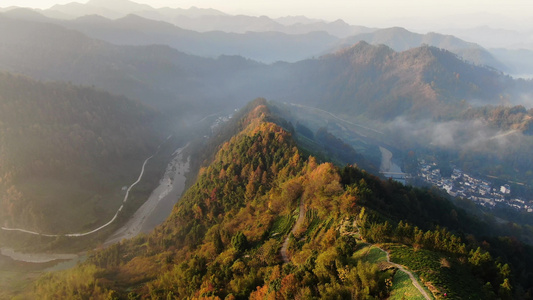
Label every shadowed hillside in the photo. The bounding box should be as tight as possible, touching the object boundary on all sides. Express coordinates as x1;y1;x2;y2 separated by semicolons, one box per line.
0;72;162;240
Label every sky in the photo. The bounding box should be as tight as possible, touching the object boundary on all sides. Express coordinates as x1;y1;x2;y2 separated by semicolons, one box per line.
1;0;532;30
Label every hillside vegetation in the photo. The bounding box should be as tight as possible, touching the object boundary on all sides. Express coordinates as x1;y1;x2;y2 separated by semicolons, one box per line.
0;72;162;240
22;99;533;299
287;42;533;122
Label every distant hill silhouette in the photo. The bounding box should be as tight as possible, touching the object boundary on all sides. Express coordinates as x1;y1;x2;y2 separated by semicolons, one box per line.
334;27;506;71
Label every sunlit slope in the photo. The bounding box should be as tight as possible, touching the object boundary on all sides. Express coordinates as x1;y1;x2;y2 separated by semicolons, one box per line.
285;42;533;121
24;99;533;299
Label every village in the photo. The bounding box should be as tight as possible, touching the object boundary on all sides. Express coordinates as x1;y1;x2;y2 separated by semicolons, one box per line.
416;160;533;213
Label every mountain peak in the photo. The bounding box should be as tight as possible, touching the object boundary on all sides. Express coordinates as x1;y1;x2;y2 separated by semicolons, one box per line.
336;41;394;60
73;14;111;23
385;26;410;33
86;0;153;11
2;7;49;22
87;0;139;5
331;19;348;25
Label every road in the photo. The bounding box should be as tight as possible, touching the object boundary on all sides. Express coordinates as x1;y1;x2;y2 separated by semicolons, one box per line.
0;248;78;264
281;199;306;263
104;144;190;246
1;154;153;238
0;153;153;263
0;140;186;262
1;143;191;263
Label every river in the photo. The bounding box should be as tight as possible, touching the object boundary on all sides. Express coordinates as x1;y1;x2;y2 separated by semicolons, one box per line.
104;144;190;245
379;146;402;173
0;144;190;264
379;146;405;184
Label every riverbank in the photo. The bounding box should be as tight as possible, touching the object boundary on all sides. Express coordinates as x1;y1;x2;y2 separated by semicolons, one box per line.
379;146;402;173
104;144;190;246
379;146;406;184
0;248;78;264
1;143;190;262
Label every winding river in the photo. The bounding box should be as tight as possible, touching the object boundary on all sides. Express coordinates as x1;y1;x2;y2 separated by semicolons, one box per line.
379;146;402;174
1;144;190;263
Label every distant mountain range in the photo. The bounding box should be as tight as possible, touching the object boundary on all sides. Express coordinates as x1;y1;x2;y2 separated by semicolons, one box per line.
45;0;372;38
3;2;533;76
0;8;348;64
332;27;507;71
1;14;531;121
0;14;268;115
443;26;533;50
62;13;340;64
278;42;533;123
1;5;533;230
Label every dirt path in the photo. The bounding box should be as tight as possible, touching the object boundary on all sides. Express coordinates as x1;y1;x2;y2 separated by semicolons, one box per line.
281;200;306;263
354;217;431;300
376;247;432;300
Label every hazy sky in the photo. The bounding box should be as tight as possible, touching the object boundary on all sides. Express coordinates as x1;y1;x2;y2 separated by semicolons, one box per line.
2;0;533;30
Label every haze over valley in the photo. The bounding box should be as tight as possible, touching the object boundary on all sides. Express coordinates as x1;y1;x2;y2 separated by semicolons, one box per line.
0;0;533;299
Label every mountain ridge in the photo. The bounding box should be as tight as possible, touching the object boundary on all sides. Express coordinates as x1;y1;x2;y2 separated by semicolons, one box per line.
19;99;533;299
335;27;507;71
1;16;531;124
288;42;517;121
2;4;526;74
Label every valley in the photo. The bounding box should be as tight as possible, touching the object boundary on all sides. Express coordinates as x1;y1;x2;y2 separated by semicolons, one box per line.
13;100;530;299
1;151;154;238
0;0;532;298
103;143;190;246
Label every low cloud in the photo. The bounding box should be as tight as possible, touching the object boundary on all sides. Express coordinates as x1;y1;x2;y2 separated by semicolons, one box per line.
387;117;524;156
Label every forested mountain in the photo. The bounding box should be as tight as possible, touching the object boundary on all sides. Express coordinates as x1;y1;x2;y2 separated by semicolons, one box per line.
459;105;533;134
284;42;533;121
1;3;532;298
334;27;506;71
0;72;161;236
0;15;266;116
2;14;530;122
282;43;533;184
2;15;533;186
24;99;533;299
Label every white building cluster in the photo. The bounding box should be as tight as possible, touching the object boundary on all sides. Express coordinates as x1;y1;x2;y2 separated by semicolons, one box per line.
417;160;533;213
